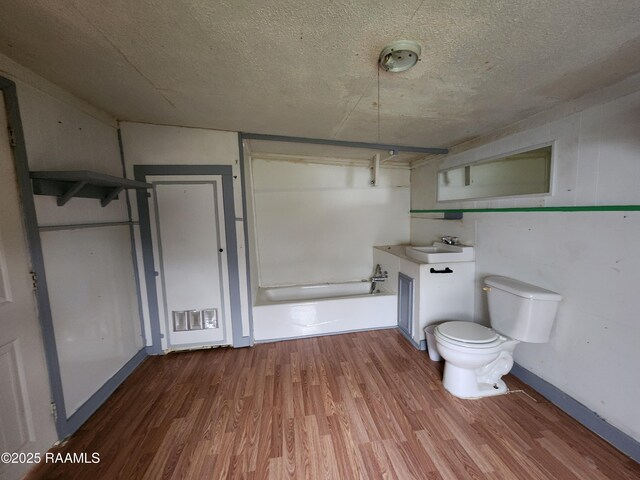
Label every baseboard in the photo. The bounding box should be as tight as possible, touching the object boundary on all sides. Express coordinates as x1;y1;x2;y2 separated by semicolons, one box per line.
510;362;640;463
146;345;161;355
64;347;148;437
397;327;427;351
233;335;253;348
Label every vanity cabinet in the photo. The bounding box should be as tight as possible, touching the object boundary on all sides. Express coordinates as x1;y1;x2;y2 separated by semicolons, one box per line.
374;245;475;349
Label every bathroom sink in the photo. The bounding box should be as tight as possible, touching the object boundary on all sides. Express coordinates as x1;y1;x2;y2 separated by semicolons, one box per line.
405;242;475;263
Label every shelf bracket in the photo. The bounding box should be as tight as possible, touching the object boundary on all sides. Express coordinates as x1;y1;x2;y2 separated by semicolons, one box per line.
30;170;152;207
101;186;125;207
57;181;87;206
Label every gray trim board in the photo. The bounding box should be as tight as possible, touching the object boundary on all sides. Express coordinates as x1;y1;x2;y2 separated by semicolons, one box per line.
1;76;68;438
511;362;640;463
397;326;427;351
118;128;148;348
237;135;254;346
240;132;448;155
134;165;248;350
134;170;164;354
65;347;147;434
39;221;138;231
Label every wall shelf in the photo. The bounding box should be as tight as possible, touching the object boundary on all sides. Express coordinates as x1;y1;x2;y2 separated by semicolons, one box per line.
30;170;152;207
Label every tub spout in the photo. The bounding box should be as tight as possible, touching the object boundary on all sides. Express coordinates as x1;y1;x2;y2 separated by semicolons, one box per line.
371;264;388;283
370;264;388;293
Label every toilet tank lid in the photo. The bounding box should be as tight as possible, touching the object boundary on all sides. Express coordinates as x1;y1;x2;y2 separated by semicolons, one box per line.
485;276;562;301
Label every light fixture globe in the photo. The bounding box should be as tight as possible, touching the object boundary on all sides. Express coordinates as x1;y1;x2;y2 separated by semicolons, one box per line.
379;40;421;72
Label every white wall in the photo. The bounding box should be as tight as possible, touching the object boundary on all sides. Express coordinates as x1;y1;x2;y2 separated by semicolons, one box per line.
15;78;144;417
119;122;252;343
411;89;640;442
39;227;141;413
251;158;411;286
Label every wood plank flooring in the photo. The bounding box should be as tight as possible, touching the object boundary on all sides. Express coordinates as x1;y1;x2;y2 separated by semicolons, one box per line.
26;329;639;479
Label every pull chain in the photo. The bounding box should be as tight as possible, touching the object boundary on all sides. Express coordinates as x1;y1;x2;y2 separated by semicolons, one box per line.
377;67;381;144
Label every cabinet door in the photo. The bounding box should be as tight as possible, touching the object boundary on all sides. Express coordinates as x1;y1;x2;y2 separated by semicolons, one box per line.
397;273;414;337
421;262;475;325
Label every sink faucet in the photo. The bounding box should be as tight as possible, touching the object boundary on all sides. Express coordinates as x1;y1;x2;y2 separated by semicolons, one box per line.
441;236;459;245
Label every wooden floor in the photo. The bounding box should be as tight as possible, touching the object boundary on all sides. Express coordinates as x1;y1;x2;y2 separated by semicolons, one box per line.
27;329;639;479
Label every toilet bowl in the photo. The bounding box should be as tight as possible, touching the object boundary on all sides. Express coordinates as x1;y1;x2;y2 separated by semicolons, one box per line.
435;321;518;398
434;276;562;399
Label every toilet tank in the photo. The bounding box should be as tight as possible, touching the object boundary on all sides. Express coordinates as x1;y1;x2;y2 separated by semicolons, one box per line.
485;276;562;343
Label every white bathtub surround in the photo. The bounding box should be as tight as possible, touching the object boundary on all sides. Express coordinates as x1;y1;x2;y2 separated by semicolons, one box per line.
250;158;410;286
253;281;397;342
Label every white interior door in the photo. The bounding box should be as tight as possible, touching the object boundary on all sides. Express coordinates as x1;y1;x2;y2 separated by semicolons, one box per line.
0;94;56;479
148;176;232;350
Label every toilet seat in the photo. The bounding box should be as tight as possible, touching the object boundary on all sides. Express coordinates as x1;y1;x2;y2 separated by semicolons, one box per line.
435;321;504;349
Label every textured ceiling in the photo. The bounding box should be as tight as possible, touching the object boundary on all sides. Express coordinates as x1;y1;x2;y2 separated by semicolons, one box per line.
1;1;640;148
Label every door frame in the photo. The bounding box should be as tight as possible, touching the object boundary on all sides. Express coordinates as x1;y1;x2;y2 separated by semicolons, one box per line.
134;165;247;351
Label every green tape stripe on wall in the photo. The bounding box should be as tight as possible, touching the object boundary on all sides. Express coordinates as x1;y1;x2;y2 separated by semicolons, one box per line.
410;205;640;214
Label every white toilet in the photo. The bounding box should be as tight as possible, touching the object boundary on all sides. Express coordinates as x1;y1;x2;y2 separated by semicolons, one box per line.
434;276;562;399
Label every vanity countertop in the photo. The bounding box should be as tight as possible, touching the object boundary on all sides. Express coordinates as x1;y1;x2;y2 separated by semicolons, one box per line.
374;245;418;263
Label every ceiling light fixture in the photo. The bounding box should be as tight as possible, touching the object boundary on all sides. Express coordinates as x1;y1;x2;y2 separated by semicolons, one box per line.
378;40;421;73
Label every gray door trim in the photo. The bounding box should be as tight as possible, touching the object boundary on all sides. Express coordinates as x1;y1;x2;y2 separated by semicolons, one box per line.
134;165;248;350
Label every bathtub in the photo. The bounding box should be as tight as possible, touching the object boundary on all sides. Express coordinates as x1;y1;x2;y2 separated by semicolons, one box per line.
253;281;397;342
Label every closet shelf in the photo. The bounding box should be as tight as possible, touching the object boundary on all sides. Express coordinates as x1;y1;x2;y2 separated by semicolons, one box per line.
30;170;152;207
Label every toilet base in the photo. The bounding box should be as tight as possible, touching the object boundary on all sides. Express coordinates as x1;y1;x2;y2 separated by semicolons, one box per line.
442;362;509;399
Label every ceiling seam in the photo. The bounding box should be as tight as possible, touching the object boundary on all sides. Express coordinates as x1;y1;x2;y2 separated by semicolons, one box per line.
68;1;177;110
401;0;426;36
329;73;377;140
